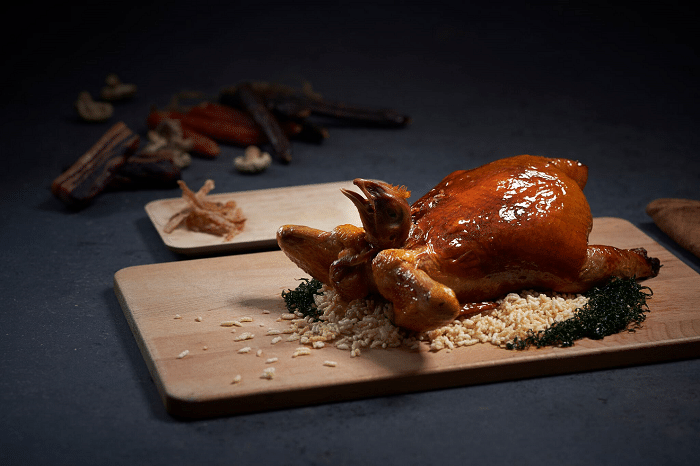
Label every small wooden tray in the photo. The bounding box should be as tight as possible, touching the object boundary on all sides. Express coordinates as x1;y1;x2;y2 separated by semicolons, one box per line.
114;218;700;418
145;181;360;255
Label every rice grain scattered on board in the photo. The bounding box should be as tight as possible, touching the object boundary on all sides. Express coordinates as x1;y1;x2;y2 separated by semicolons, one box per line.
233;332;254;342
292;347;311;358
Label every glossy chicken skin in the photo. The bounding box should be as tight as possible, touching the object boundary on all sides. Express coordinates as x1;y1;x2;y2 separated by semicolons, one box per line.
277;155;660;332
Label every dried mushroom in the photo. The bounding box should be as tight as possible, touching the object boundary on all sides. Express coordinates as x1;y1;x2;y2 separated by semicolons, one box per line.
75;91;113;122
143;119;194;168
100;73;137;101
234;146;272;174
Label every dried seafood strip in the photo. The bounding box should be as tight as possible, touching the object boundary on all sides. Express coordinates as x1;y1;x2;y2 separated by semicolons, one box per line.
163;179;246;241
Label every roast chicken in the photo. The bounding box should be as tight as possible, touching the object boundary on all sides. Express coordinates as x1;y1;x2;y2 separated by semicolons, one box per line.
277;155;660;332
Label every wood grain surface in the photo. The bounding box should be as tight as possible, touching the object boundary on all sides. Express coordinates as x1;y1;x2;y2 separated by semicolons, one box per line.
114;217;700;418
145;180;361;255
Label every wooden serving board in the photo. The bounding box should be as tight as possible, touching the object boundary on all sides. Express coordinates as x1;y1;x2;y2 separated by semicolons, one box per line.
145;180;360;255
114;218;700;418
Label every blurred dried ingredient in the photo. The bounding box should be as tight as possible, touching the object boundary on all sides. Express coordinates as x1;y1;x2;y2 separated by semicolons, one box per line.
234;145;272;174
52;122;183;208
100;73;137;101
219;81;411;163
143;119;193;168
148;81;410;165
107;150;182;190
75;91;113;122
647;198;700;258
52;122;140;207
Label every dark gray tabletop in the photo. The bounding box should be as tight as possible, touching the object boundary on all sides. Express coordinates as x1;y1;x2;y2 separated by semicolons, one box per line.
3;2;699;465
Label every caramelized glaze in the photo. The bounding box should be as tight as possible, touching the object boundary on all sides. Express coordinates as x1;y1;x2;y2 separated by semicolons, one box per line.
277;155;660;332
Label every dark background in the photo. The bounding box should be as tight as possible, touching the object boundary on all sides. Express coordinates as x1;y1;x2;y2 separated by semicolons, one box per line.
2;1;699;465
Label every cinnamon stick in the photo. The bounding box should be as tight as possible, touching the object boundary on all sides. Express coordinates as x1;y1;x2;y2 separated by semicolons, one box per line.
52;122;140;208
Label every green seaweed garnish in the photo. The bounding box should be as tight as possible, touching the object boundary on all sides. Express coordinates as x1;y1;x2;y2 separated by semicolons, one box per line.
281;277;324;320
506;277;653;350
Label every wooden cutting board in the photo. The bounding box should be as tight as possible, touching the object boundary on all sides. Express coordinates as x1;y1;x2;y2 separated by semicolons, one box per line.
114;217;700;419
145;180;360;255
